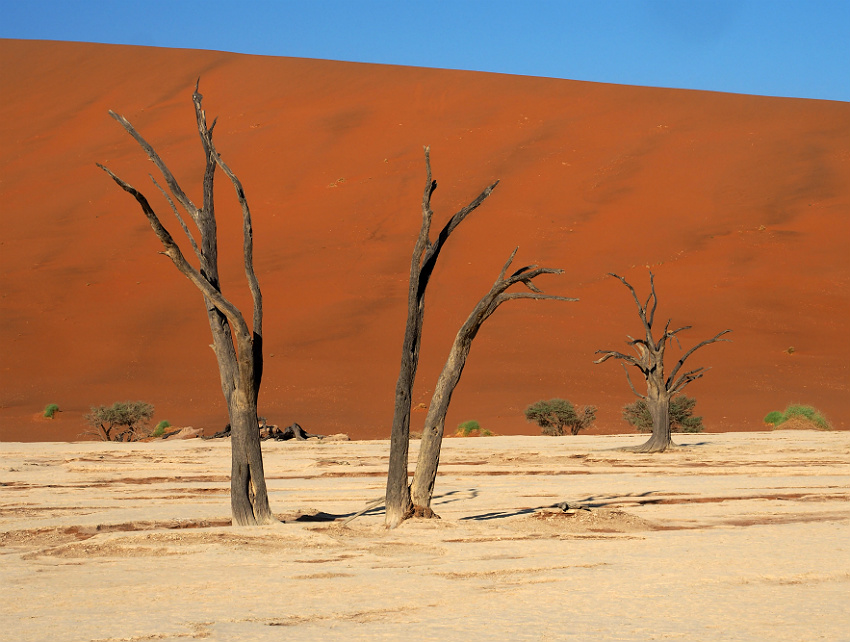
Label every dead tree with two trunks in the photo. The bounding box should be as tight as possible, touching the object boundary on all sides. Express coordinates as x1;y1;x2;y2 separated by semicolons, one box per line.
384;147;495;528
594;272;731;453
98;83;274;525
384;147;574;527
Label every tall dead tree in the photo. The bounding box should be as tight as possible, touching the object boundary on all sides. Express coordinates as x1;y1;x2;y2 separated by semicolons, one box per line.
409;248;576;517
97;83;275;525
385;147;498;529
594;272;731;453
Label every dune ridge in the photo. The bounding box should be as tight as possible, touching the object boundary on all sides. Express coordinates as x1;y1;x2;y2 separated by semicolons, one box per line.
1;39;848;441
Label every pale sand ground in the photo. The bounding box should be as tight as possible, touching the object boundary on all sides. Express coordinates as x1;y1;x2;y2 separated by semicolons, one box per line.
2;431;849;642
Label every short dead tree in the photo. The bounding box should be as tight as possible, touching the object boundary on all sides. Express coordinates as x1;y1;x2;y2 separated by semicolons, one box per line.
594;272;730;453
98;83;274;525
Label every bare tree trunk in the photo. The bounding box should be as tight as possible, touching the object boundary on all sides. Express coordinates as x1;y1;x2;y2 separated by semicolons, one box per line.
385;147;498;529
229;400;274;524
409;249;574;515
638;391;672;453
98;82;274;525
595;272;731;453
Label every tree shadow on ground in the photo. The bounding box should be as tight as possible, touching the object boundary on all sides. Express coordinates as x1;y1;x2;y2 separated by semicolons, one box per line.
460;490;666;521
281;489;480;523
596;439;713;452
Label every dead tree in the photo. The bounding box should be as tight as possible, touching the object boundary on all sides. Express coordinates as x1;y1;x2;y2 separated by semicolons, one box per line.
385;147;498;529
409;248;576;517
97;83;275;525
594;272;731;453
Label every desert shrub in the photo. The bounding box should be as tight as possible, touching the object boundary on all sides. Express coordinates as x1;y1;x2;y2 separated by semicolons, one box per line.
765;405;832;430
43;403;60;419
763;411;784;426
457;420;480;436
451;421;493;437
525;399;597;436
622;396;704;433
152;420;171;438
84;401;155;442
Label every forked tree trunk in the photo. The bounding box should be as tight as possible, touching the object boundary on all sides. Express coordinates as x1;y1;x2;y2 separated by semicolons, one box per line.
595;272;730;454
98;83;275;525
409;249;574;515
385;147;498;529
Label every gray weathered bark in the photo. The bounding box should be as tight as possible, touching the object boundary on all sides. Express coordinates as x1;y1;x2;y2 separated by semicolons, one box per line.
385;147;498;529
594;272;731;453
98;82;275;525
409;249;576;515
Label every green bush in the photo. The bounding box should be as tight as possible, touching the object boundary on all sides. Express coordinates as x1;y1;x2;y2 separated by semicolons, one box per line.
765;405;832;430
622;396;704;433
43;403;60;419
457;420;481;437
84;401;155;441
525;399;597;436
763;411;784;426
152;420;171;438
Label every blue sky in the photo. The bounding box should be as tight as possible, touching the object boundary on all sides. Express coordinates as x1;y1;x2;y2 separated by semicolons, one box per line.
2;1;848;102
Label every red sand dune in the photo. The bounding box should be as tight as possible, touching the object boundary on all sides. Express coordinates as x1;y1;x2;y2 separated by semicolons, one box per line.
1;40;848;442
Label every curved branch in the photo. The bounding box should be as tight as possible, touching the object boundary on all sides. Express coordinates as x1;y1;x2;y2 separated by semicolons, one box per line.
107;110;200;224
97;164;251;341
666;329;732;389
609;273;647;323
669;367;708;395
497;292;577;304
623;363;646;399
594;350;641;368
150;175;202;264
419;177;499;288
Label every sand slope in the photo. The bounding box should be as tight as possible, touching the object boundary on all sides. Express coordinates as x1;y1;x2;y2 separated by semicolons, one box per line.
2;432;849;640
0;40;848;441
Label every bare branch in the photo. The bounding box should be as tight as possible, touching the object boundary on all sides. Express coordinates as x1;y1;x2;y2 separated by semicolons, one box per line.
511;266;536;278
150;175;202;264
594;349;640;367
669;367;708;395
497;292;577;304
610;273;644;317
622;363;646;399
497;247;520;281
420;176;499;278
666;329;732;389
97;164;251;341
207;137;263;339
646;270;658;328
107;110;200;223
192;86;217;231
658;322;691;350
